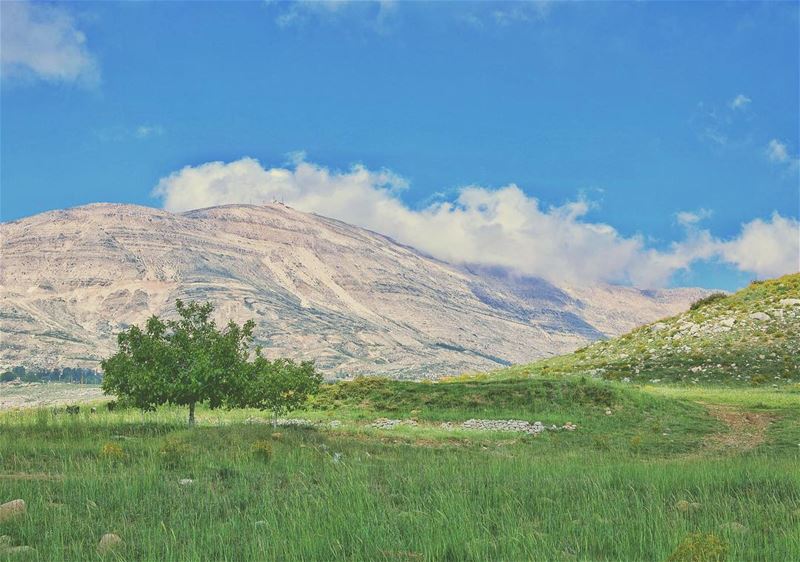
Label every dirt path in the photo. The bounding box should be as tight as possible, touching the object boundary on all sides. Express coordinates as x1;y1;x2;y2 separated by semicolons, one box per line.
703;403;775;453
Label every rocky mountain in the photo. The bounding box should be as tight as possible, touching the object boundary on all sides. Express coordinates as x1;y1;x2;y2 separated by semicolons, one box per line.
505;273;800;385
0;203;709;379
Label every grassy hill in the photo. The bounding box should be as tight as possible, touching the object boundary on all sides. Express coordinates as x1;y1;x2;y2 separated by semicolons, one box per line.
497;274;800;386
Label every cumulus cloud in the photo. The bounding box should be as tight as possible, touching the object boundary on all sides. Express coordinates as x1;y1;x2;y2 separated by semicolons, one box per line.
153;157;800;287
0;1;99;86
718;213;800;279
729;94;751;110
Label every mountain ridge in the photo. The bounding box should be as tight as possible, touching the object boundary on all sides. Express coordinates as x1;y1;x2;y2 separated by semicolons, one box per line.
1;202;710;378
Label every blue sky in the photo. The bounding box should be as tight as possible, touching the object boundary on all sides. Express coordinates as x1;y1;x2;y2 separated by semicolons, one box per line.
1;0;798;290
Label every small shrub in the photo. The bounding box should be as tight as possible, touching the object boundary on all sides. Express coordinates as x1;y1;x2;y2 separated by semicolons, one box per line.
101;442;125;462
667;532;727;562
689;293;727;311
251;440;273;461
159;438;194;468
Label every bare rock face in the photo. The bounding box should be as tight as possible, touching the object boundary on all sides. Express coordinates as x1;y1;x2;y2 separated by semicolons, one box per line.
0;203;707;379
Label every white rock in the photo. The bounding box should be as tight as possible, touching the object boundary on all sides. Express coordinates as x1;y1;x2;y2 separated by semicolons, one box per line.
178;478;194;486
0;500;26;523
779;298;800;306
97;533;123;555
749;312;771;321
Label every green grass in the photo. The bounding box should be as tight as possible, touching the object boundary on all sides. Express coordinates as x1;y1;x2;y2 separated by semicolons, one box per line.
2;377;799;561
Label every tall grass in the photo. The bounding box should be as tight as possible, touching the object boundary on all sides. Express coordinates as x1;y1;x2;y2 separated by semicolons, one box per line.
1;398;799;561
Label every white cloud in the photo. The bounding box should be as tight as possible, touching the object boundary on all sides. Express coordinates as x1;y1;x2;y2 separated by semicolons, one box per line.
676;209;712;227
492;1;552;25
273;0;396;29
766;139;790;163
135;125;165;139
153;156;800;287
766;139;800;172
0;1;99;87
729;94;751;110
719;213;800;279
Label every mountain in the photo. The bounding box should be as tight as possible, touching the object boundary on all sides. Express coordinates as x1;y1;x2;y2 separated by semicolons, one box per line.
504;273;800;385
0;203;709;379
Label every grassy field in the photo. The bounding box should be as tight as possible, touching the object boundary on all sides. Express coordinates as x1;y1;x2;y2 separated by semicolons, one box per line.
2;377;799;561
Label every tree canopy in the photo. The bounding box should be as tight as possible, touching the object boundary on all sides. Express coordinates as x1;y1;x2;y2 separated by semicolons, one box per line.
101;300;321;425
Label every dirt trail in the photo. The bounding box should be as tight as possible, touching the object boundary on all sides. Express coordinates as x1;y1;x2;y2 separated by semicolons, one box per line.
703;404;775;452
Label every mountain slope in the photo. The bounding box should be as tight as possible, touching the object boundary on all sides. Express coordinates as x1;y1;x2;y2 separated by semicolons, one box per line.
1;203;707;379
502;274;800;385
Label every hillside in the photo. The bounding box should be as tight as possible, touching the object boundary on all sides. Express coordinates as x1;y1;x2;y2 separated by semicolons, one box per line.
503;274;800;385
0;203;707;379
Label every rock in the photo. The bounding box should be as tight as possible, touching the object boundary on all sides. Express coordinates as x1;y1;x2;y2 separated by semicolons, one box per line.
97;533;123;555
675;500;701;512
749;312;771;321
650;322;668;332
779;298;800;306
719;317;736;328
2;546;36;556
178;478;194;486
254;520;268;528
605;409;613;416
719;522;749;534
461;419;547;435
674;500;690;512
369;418;418;429
0;499;26;523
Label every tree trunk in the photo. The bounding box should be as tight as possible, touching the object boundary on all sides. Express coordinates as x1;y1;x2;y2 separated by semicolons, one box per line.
188;402;196;427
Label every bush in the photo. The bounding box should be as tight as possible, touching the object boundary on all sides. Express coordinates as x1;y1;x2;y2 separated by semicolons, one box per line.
690;292;727;311
101;442;125;462
160;438;194;468
667;532;727;562
251;440;273;461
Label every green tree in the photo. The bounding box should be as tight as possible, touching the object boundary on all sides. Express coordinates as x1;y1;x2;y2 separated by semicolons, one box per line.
102;300;323;426
234;354;323;426
102;300;254;426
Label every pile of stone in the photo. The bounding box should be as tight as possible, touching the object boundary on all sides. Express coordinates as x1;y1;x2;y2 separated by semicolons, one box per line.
441;419;578;435
369;418;419;429
245;417;314;427
460;419;546;435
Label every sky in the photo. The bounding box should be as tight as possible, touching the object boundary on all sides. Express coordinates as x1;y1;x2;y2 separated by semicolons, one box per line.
1;0;798;290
